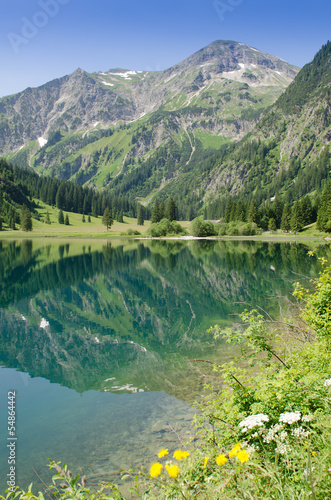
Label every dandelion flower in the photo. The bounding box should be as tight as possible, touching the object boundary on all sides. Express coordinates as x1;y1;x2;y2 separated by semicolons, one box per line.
165;464;179;478
216;454;228;466
236;450;249;464
173;450;190;460
158;449;169;458
229;443;241;458
150;462;162;478
203;457;209;468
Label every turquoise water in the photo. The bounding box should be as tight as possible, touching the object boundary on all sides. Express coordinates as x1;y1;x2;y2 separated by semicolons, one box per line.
0;239;328;492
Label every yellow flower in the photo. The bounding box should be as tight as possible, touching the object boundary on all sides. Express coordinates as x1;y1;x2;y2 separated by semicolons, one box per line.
165;464;179;478
229;443;241;458
150;462;162;478
236;450;249;464
158;448;169;458
216;454;228;466
203;457;209;468
173;450;190;460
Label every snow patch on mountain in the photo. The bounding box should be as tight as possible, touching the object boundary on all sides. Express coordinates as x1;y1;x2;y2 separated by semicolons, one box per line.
38;137;47;148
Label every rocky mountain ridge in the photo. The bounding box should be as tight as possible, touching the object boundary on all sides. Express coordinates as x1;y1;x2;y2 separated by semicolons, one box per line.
0;40;299;199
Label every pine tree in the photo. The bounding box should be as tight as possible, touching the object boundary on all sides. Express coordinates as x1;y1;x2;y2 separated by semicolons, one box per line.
45;211;51;224
273;196;284;229
102;207;113;231
224;199;233;223
88;215;91;223
20;205;32;231
0;217;2;231
137;204;144;226
64;214;70;226
300;196;313;226
268;218;277;232
82;214;86;223
317;181;331;231
247;199;260;225
58;210;64;224
159;200;166;220
151;199;161;223
281;203;292;232
291;201;304;232
165;198;177;221
116;210;124;223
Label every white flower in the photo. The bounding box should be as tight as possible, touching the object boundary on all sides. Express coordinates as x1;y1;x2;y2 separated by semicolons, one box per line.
279;431;288;442
291;426;310;439
239;413;269;431
302;414;314;422
263;424;283;443
275;443;291;455
324;378;331;387
279;411;301;424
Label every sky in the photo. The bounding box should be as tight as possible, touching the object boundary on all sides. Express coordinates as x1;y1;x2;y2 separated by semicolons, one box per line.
0;0;330;97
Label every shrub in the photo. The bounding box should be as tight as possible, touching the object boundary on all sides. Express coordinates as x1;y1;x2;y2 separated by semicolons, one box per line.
191;217;217;237
147;218;187;237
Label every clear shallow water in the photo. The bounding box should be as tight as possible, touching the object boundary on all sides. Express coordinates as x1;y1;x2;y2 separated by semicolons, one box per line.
0;238;329;492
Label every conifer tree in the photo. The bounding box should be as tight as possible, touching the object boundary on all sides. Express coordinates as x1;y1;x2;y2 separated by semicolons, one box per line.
102;207;113;231
151;199;161;223
45;211;51;224
317;181;331;231
165;198;177;221
281;203;292;232
20;205;32;231
291;201;304;232
247;199;260;225
137;204;144;226
268;218;277;232
273;196;284;229
224;199;233;223
64;214;70;226
300;195;313;226
58;210;64;224
159;200;166;220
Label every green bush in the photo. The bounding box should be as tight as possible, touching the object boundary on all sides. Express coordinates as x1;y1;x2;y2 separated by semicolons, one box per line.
127;229;141;235
218;222;261;236
191;217;217;237
147;218;187;237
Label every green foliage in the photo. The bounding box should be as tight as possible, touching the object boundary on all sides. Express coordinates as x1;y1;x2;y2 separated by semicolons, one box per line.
64;213;70;226
20;205;32;231
151;199;161;223
147;218;187;237
218;221;260;236
191;217;217;237
317;180;331;231
58;209;64;224
137;204;144;226
1;460;125;500
102;207;113;231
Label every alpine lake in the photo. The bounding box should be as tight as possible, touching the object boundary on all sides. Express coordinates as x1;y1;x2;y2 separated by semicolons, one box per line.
0;237;330;493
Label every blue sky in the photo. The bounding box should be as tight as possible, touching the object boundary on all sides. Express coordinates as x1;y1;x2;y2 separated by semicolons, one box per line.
0;0;330;97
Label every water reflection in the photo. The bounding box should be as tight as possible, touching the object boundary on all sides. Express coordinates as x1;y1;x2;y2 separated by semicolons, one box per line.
0;239;327;396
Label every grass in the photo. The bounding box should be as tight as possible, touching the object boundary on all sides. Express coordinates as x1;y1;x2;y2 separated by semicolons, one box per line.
0;200;151;238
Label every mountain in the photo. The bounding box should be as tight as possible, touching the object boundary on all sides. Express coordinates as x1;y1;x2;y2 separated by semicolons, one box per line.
201;41;331;206
0;41;299;209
